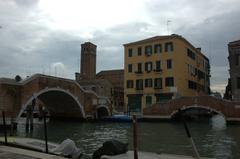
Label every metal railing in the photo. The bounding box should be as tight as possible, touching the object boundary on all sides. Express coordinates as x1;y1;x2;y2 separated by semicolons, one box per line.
1;110;49;154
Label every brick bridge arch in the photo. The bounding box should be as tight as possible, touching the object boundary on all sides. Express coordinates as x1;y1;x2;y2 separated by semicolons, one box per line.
143;96;240;122
96;105;111;119
17;87;86;121
0;74;111;121
170;105;226;120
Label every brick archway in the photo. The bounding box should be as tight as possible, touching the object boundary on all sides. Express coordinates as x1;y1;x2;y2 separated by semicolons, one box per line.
143;96;240;122
17;87;85;121
96;105;110;119
170;105;226;120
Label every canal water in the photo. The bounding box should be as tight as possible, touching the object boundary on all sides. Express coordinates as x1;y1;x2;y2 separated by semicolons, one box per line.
14;115;240;159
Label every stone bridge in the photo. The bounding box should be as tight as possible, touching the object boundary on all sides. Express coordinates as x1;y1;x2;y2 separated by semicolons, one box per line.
143;96;240;123
0;74;111;123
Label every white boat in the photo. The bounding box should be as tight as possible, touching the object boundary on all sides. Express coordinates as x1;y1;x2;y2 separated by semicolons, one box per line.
17;110;50;124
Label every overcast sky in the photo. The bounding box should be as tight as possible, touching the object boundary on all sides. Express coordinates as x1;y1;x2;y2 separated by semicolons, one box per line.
0;0;240;94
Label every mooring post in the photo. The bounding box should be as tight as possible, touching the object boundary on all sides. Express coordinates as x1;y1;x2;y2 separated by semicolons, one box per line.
2;111;8;145
30;99;36;132
132;115;138;159
43;111;48;153
10;117;14;136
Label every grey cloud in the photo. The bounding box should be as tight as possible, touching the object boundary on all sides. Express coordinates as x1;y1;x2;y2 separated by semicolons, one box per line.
173;9;240;91
13;0;39;7
92;22;156;72
0;0;240;93
175;9;240;67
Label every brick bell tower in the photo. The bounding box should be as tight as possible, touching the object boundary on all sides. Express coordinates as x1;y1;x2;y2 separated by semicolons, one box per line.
80;42;97;80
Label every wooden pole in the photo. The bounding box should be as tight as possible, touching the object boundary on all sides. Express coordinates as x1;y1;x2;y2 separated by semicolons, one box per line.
132;115;138;159
2;111;8;145
43;111;48;153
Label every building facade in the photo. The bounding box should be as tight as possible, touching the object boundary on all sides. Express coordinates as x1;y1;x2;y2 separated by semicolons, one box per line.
75;42;113;117
97;69;124;112
228;40;240;101
75;42;124;114
124;34;210;113
75;42;112;99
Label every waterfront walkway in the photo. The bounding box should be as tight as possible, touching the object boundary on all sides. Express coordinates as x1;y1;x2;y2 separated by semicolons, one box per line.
104;151;213;159
0;145;66;159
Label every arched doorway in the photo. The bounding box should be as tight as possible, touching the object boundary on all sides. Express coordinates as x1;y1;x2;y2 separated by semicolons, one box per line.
17;88;85;121
96;106;110;119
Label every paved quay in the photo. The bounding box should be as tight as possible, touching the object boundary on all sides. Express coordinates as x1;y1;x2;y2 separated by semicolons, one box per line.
0;145;66;159
103;151;214;159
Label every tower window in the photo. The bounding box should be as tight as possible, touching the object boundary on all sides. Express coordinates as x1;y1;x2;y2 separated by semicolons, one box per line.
146;96;152;107
154;44;162;53
145;62;153;72
138;47;142;56
188;80;197;90
187;48;196;60
165;42;173;52
236;54;240;66
156;61;161;71
237;77;240;89
127;80;134;88
145;79;152;88
154;78;162;89
145;45;152;56
137;63;142;73
136;79;143;90
165;77;174;86
128;48;133;57
167;59;172;69
128;64;132;73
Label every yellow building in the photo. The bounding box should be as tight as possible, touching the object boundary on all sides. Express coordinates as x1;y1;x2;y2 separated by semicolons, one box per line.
123;34;210;113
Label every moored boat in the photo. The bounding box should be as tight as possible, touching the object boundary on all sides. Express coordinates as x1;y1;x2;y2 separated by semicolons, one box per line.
17;110;50;124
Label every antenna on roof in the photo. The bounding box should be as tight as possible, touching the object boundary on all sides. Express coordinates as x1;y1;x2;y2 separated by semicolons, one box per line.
167;20;171;35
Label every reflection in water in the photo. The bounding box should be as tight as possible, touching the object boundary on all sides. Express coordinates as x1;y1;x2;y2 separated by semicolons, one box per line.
202;115;235;159
17;121;130;155
15;120;240;159
211;115;226;130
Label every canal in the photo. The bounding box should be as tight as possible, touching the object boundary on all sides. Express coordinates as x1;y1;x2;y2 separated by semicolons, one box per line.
14;116;240;159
